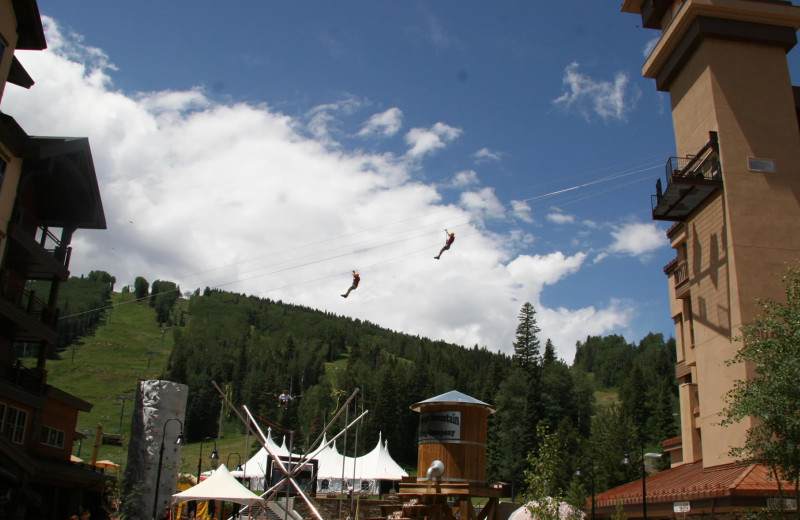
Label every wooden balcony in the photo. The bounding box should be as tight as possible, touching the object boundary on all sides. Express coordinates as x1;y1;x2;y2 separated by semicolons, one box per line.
651;131;723;221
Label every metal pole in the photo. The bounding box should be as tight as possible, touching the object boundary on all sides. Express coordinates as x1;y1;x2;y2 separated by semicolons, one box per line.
641;449;647;520
591;462;596;520
153;436;166;520
152;417;183;520
339;401;349;519
197;438;206;483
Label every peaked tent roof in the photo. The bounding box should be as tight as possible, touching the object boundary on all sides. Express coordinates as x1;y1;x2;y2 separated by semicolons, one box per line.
232;428;294;479
316;433;407;481
173;464;263;506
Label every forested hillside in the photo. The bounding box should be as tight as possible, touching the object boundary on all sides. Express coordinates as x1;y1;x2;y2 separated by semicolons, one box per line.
43;274;678;500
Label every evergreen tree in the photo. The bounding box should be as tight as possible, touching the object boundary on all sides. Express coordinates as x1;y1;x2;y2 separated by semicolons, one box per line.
513;302;541;374
134;276;149;300
543;338;557;366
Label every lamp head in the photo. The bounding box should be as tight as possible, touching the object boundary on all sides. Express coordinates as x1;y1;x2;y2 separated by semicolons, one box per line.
621;453;632;466
176;432;185;445
210;449;219;460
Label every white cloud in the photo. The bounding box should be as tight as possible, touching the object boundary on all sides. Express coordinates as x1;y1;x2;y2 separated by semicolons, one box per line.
459;187;506;223
416;6;462;52
608;222;666;256
358;107;403;138
643;36;660;58
405;122;462;158
474;147;502;162
547;212;575;225
4;19;641;363
450;170;479;188
553;62;638;121
304;97;363;146
510;200;533;223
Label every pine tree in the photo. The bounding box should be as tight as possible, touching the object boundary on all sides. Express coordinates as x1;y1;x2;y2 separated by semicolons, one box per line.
543;338;557;366
513;302;541;374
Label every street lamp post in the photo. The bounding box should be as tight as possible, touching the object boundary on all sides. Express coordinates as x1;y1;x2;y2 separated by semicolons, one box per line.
574;460;596;520
227;452;242;471
152;417;184;520
622;448;648;520
197;436;219;482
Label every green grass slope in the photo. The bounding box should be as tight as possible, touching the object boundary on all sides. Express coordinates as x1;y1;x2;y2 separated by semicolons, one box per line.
47;293;257;474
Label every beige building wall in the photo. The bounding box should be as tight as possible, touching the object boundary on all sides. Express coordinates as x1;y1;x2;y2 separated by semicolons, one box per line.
641;0;800;468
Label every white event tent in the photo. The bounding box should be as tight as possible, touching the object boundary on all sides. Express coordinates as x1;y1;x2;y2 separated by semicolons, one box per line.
230;429;407;494
172;464;264;510
315;433;408;494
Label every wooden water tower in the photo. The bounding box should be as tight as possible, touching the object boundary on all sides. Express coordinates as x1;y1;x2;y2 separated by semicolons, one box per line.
395;391;501;520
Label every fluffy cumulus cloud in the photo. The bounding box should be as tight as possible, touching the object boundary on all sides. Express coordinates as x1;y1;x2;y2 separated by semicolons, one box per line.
510;200;533;223
608;222;666;256
405;122;462;158
459;187;506;224
553;62;639;121
449;170;479;188
358;107;403;138
547;211;575;225
3;17;647;361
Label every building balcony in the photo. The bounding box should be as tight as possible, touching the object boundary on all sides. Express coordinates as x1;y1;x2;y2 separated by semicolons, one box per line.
6;206;71;281
0;360;47;397
651;131;723;221
663;256;690;298
0;270;59;344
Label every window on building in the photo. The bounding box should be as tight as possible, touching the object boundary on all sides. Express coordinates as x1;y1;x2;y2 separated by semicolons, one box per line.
4;407;28;444
0;403;6;430
41;425;66;448
748;157;776;173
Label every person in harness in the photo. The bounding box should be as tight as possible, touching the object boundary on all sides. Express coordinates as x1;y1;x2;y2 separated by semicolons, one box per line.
434;229;455;260
341;271;360;298
278;390;294;408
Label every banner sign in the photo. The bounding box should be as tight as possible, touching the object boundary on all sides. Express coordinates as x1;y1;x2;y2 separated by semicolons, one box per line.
419;411;461;442
673;502;691;513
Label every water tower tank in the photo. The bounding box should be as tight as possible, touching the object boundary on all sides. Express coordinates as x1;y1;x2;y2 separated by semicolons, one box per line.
410;390;496;485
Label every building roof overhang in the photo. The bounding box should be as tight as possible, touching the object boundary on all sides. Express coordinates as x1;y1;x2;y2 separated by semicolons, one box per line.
8;56;35;89
11;0;46;50
641;0;800;91
594;461;795;511
0;113;106;230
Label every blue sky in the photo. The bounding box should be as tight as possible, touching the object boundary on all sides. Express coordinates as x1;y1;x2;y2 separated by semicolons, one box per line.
11;1;796;362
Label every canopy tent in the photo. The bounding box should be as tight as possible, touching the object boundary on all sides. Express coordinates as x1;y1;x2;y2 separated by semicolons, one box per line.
315;433;408;494
172;464;264;506
230;428;294;489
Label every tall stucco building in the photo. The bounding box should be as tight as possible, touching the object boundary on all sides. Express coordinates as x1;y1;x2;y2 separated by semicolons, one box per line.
595;0;800;517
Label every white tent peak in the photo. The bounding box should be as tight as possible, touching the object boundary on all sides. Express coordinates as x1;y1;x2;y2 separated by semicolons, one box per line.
172;464;263;506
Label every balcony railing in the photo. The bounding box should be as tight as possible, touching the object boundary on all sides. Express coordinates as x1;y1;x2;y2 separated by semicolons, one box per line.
0;359;47;394
0;270;58;328
10;206;72;269
673;260;689;289
651;131;723;220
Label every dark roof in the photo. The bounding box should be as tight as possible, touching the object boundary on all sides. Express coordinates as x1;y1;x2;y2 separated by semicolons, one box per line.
594;461;796;509
0;113;106;230
8;56;35;89
11;0;46;50
410;390;497;413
